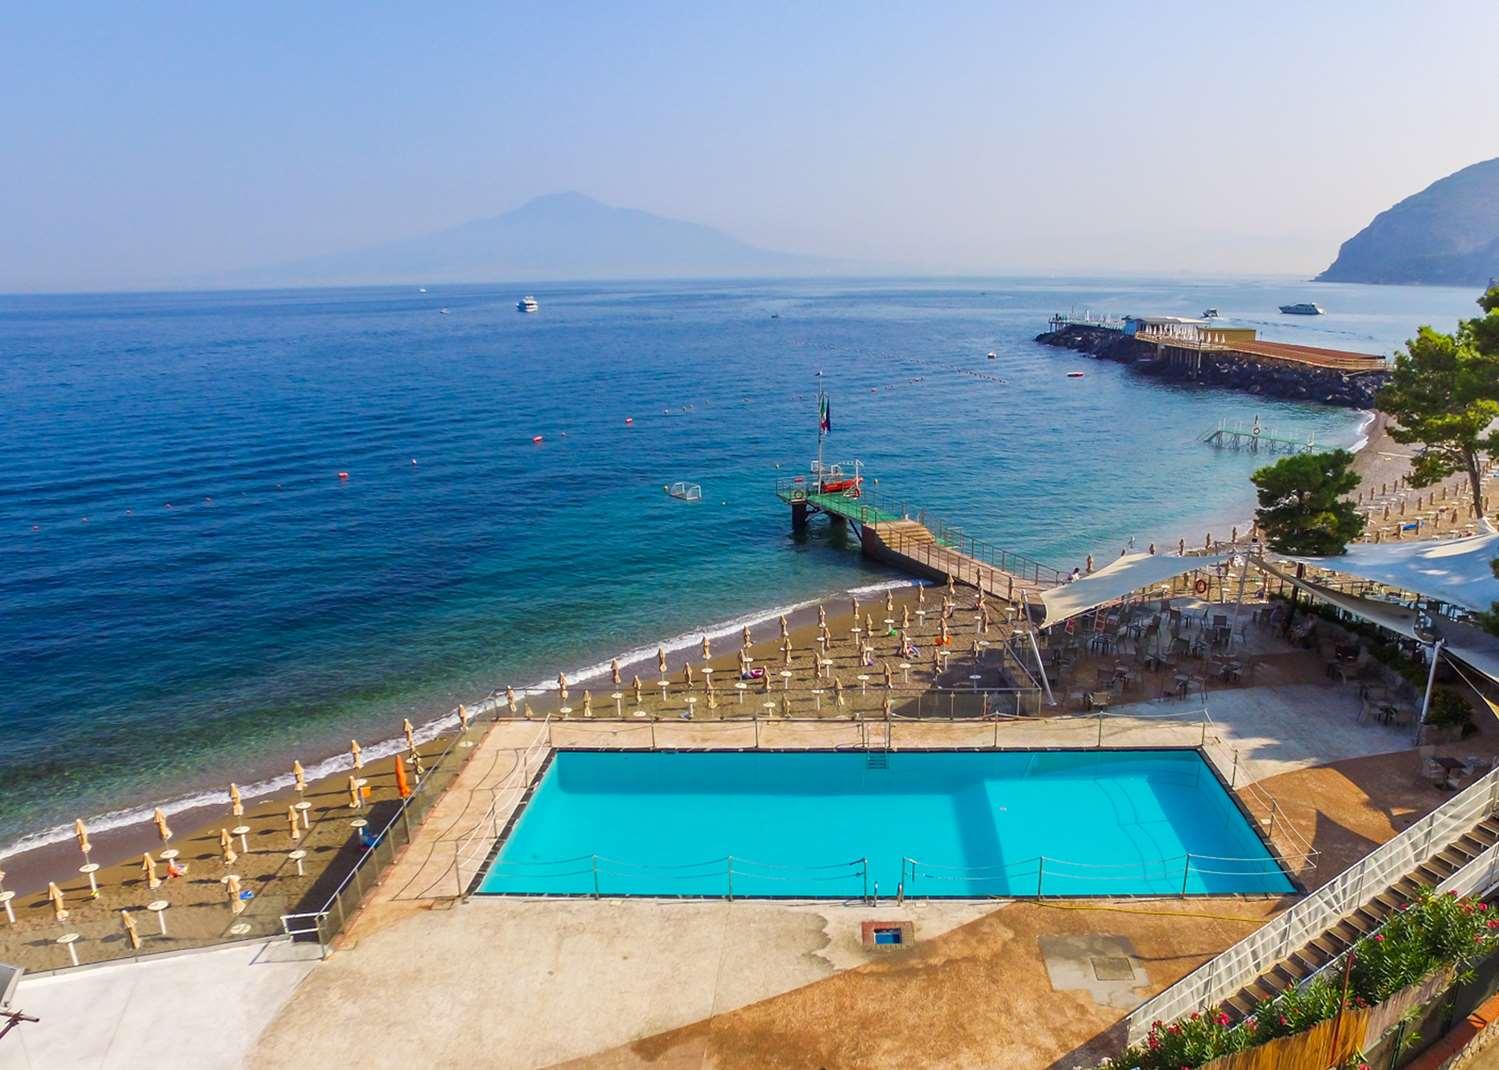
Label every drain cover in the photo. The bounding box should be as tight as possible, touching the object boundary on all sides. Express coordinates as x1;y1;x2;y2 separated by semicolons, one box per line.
1091;956;1135;982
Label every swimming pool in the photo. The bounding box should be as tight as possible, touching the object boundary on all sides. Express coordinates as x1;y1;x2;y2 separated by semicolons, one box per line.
476;750;1292;898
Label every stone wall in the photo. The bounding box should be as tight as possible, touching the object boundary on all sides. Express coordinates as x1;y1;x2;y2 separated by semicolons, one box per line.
1036;324;1388;409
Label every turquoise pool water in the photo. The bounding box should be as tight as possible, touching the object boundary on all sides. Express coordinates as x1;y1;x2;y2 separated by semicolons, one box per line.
477;750;1292;898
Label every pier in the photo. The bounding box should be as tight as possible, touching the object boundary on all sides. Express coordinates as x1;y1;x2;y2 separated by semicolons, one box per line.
775;467;1064;604
1203;417;1317;455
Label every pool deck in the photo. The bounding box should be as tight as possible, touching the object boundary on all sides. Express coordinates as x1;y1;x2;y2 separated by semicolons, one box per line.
11;630;1494;1069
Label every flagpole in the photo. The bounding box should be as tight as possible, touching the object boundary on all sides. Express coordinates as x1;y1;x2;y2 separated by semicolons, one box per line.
816;378;825;493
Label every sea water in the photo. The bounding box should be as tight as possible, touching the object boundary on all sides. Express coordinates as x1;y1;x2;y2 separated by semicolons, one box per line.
0;276;1481;851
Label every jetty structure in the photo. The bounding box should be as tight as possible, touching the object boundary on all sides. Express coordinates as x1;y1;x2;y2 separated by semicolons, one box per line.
1203;415;1317;455
1039;314;1389;408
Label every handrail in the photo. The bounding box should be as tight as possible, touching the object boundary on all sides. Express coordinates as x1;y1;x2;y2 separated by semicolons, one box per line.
452;718;553;898
1124;765;1499;1043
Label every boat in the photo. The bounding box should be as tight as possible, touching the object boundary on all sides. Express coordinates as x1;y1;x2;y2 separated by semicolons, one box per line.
439;308;449;315
1202;308;1220;318
418;287;427;294
1066;371;1086;379
517;296;539;313
1278;303;1325;316
986;351;997;360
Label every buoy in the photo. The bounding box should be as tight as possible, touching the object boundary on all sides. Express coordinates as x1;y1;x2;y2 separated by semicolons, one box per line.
531;435;543;444
411;458;417;465
338;472;350;480
625;417;633;425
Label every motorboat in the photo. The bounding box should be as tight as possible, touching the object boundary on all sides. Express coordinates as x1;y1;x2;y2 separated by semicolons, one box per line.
986;351;997;360
517;296;539;313
1279;303;1324;315
1202;308;1220;318
1066;371;1086;378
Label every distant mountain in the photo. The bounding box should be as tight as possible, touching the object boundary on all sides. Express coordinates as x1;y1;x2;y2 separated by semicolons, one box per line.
234;192;827;285
1317;157;1499;286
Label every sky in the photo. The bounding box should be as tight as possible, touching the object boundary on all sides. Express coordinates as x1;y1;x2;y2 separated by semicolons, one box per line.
2;1;1497;292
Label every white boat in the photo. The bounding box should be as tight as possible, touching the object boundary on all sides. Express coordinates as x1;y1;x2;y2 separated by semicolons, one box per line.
1279;302;1324;316
1202;308;1220;318
986;351;997;360
517;296;539;313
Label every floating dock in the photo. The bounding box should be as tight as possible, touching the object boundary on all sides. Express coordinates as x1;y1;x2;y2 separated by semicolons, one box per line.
1203;418;1316;455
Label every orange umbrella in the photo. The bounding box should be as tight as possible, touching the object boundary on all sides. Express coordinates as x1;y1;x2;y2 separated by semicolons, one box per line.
393;754;411;799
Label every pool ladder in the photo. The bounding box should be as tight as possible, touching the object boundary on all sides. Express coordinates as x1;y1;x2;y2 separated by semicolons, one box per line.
867;750;889;770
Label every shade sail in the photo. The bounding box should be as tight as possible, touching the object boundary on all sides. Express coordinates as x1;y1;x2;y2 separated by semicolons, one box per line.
1282;524;1499;614
1038;552;1230;627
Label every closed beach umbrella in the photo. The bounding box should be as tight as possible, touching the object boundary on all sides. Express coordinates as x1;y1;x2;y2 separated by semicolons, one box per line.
412;749;426;777
457;704;469;731
817;605;826;628
219;827;238;864
556;674;568;702
780;693;791;717
707;689;718;710
902;606;910;630
739;648;750;675
783;642;793;667
833;676;845;707
883;662;893;689
682;663;694;688
403;718;416;751
73;818;91;857
121;909;141;950
865;612;874;636
294;759;308;792
632;675;643;703
947;574;955;595
229;783;244;818
48;881;67;921
393;755;411;799
701;635;711;660
931;647;941;676
506;687;518;715
779;615;789;640
347;776;361;809
657;646;668;675
225;874;244;915
761;669;771;694
153;807;173;845
583;691;593;717
885;590;894;613
939;619;950;645
883;695;893;721
287;805;301;842
972;637;982;658
142;852;161;890
917;586;925;607
523;702;535;720
611;658;622;687
742;624;752;647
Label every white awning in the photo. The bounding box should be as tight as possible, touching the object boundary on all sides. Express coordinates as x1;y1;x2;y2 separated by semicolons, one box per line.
1038;552;1230;627
1281;525;1499;614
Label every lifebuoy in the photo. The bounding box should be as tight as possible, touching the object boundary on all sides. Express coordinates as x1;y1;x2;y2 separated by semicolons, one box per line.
1194;578;1209;595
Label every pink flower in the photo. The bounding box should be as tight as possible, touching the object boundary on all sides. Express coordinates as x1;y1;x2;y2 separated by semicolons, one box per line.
1374;933;1385;943
1480;903;1489;912
1216;1011;1231;1026
1190;1011;1200;1021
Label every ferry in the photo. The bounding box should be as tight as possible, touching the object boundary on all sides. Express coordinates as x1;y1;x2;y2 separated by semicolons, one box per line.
1202;308;1220;318
1278;302;1324;316
517;296;539;313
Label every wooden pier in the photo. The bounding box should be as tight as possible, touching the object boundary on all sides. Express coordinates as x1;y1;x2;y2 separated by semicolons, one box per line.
775;475;1063;605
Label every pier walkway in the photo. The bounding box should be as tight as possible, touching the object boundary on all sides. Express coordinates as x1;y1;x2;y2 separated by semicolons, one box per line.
775;478;1063;603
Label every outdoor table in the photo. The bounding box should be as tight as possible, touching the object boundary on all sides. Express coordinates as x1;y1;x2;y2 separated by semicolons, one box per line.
288;849;307;876
147;899;170;935
857;674;871;693
611;691;623;716
294;802;312;829
968;674;982;691
231;825;251;854
57;933;80;966
80;863;100;897
0;891;14;925
811;688;825;710
898;661;912;684
780;670;793;690
734;681;748;703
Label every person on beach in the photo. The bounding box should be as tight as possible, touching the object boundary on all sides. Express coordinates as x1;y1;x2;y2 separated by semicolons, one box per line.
1068;567;1081;584
166;857;188;879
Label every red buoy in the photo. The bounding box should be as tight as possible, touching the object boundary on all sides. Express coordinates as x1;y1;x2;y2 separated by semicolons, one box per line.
625;417;634;425
531;435;544;444
338;471;350;480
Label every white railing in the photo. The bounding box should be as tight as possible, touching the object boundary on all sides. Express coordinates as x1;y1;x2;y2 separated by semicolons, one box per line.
1125;766;1499;1042
451;718;552;898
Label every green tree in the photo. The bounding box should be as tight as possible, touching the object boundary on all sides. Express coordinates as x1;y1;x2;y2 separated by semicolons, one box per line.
1377;286;1499;518
1481;555;1499;638
1251;450;1365;555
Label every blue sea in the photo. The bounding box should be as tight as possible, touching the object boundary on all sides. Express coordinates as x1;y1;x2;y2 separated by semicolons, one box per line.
0;276;1481;853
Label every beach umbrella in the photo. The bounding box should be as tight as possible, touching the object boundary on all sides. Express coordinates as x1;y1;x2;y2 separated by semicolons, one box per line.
681;662;694;689
917;586;925;607
885;590;894;613
121;909;141;950
346;775;362;809
947;574;955;595
403;718;416;751
583;691;593;717
412;749;426;777
931;647;941;676
817;605;826;628
506;687;518;715
523;703;535;720
833;676;845;707
939;619;950;644
225;874;245;915
457;704;470;731
707;689;719;710
883;695;893;721
48;882;67;922
883;662;893;689
229;783;244;818
611;658;622;687
820;624;831;646
74;818;91;858
657;646;668;675
780;693;791;717
742;624;752;647
783;642;793;667
287;805;301;843
394;755;411;799
294;759;308;792
902;606;910;630
701;635;711;660
779;615;789;640
219;827;238;864
632;675;643;703
142;852;161;890
153;807;172;846
850;596;859;619
761;670;771;694
972;637;982;658
739;648;750;675
556;673;568;702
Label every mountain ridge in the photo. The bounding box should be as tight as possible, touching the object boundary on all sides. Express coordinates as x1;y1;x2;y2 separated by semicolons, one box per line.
1316;158;1499;286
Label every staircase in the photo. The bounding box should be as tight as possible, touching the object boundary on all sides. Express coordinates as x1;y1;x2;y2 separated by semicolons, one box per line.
866;750;889;770
1220;813;1499;1022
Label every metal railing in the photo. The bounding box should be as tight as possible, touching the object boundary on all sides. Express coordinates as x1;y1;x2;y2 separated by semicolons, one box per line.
479;854;871;901
1124;766;1499;1042
278;720;492;950
452;719;553;898
902;850;1295;899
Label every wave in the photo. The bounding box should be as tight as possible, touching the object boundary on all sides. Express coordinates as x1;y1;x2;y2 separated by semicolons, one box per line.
0;576;921;860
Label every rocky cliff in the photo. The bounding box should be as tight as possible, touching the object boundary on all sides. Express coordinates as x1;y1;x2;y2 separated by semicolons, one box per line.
1035;325;1387;409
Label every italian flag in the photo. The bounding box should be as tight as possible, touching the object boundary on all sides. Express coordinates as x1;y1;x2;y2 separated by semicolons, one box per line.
819;395;831;434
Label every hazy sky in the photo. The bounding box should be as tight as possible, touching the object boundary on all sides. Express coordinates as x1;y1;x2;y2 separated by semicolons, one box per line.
4;1;1497;291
